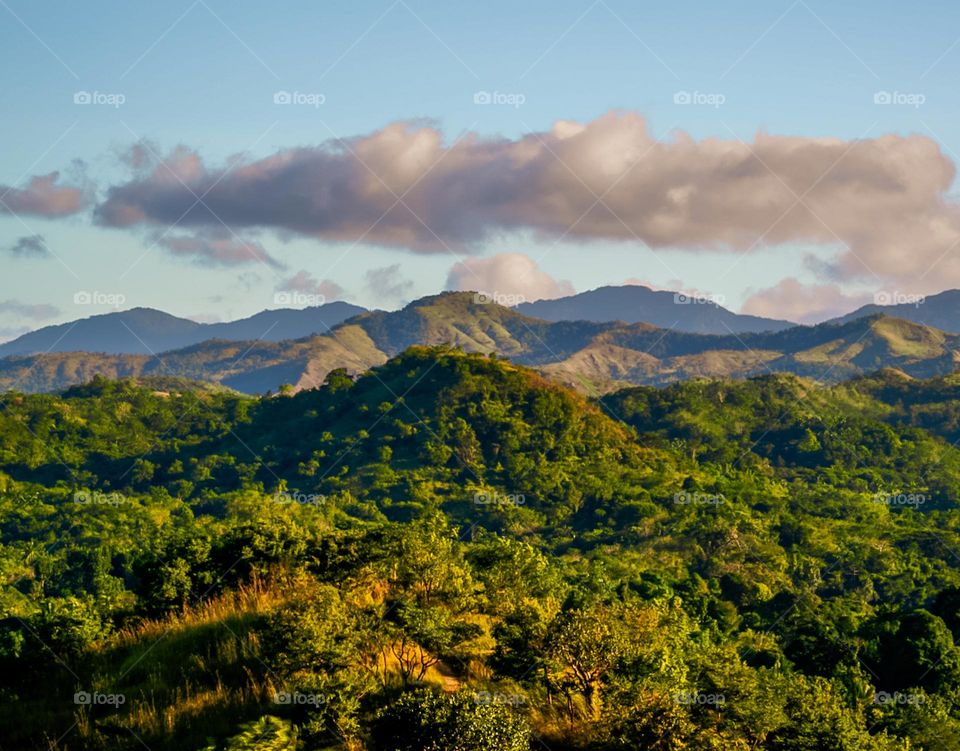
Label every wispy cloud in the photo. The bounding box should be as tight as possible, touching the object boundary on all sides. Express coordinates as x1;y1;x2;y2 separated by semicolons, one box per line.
154;230;284;269
0;172;88;217
365;264;413;305
0;299;60;320
5;234;49;258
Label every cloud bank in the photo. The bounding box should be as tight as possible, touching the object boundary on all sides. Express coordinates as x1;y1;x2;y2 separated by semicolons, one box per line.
741;278;873;325
90;112;960;291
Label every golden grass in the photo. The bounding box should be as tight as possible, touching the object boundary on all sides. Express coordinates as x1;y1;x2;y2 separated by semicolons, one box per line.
107;579;285;649
63;580;290;750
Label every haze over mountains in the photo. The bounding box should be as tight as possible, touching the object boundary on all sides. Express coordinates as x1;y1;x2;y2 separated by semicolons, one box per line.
2;290;959;395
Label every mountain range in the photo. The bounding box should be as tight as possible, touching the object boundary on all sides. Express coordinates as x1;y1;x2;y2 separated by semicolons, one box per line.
0;302;366;357
1;291;959;394
0;284;797;359
10;282;960;364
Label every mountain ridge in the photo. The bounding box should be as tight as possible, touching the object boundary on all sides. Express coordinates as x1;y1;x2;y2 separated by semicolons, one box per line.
515;284;796;333
2;293;958;395
829;288;960;333
10;283;960;361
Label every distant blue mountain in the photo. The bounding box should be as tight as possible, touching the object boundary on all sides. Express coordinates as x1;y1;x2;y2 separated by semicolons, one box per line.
515;285;795;334
829;289;960;333
0;302;367;356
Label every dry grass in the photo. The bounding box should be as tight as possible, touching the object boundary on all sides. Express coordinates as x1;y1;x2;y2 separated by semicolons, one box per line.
54;579;292;750
107;579;285;649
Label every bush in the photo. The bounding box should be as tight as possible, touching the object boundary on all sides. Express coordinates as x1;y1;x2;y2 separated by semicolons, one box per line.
371;689;530;751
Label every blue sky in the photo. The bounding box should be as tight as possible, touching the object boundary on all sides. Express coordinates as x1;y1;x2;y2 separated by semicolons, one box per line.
2;0;960;336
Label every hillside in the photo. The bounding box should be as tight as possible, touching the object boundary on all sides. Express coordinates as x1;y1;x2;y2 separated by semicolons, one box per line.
5;350;960;749
542;314;960;392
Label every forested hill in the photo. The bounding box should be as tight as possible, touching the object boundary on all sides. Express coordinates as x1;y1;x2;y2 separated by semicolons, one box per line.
4;349;960;749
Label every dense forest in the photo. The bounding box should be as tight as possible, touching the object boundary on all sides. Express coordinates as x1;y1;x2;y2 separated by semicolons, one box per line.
3;347;960;749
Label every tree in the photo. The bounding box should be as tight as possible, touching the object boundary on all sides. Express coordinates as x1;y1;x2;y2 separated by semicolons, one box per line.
391;517;474;607
387;601;481;684
265;581;352;675
324;368;354;393
546;603;628;718
861;609;960;694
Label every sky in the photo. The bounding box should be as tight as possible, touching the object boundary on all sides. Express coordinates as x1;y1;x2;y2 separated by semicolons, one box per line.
2;0;960;340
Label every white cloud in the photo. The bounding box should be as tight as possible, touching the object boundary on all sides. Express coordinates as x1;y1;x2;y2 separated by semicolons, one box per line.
446;252;574;303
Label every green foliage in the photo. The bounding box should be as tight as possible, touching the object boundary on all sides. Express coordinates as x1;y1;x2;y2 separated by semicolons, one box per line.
207;715;297;751
4;348;960;749
370;689;530;751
